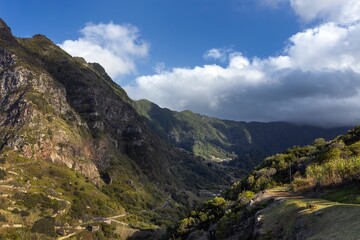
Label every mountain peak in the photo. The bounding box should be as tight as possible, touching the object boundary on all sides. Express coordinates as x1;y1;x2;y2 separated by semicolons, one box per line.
0;18;16;42
0;18;11;32
32;33;52;42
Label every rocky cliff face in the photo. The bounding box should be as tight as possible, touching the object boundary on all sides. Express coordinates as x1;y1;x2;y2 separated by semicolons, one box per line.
0;18;225;201
0;24;101;183
0;18;354;239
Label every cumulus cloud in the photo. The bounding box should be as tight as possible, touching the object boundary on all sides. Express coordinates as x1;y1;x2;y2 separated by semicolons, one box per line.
125;0;360;127
263;22;360;72
290;0;360;24
153;62;166;74
126;50;360;126
203;48;223;60
59;22;149;79
203;48;229;62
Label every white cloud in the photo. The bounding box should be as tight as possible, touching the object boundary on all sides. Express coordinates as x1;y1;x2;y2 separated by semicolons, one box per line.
125;54;265;112
204;48;227;62
203;48;236;63
289;0;360;24
54;1;360;127
126;0;360;127
267;22;360;72
153;62;166;74
59;22;149;79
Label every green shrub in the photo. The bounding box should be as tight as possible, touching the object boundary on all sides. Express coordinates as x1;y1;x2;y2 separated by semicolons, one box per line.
0;169;7;180
174;197;227;237
20;210;30;217
31;217;56;237
291;177;314;192
306;157;360;186
12;208;20;214
106;224;118;237
237;191;254;205
0;214;6;222
177;217;197;235
348;142;360;156
313;138;326;147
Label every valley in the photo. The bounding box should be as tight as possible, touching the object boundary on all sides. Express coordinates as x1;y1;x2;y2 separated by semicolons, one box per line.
0;17;358;240
172;127;360;239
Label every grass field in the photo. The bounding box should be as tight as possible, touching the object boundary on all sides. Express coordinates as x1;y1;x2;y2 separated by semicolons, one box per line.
322;184;360;204
259;196;360;240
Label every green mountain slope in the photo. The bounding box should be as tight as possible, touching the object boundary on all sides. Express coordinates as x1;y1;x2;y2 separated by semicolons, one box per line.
172;126;360;239
134;99;349;169
0;19;226;239
0;18;353;239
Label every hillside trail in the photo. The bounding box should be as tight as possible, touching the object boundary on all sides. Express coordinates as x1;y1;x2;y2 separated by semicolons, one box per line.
57;212;130;240
251;186;360;207
251;186;305;206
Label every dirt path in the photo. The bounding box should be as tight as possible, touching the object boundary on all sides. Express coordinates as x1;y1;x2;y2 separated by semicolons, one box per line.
56;212;130;239
251;187;360;208
57;230;82;240
251;187;304;206
107;213;128;219
263;188;304;199
49;195;71;218
108;219;129;226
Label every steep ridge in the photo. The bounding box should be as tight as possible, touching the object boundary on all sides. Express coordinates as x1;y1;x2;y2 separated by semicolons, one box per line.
0;19;100;183
16;33;225;190
0;19;124;239
0;19;226;239
0;18;353;239
135;99;349;169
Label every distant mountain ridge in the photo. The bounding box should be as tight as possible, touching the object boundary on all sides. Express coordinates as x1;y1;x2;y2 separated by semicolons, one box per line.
172;126;360;240
0;18;352;239
134;99;349;169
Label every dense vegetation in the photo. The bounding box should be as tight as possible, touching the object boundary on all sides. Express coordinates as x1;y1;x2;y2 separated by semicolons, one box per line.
233;126;360;195
0;19;228;239
0;18;357;239
135;99;348;170
172;126;360;239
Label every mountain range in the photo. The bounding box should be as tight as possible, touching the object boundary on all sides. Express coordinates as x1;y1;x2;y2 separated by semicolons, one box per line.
134;99;348;169
0;19;352;239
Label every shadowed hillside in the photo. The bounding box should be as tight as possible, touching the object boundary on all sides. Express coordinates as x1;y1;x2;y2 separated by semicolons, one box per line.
172;126;360;240
135;99;349;171
0;19;227;239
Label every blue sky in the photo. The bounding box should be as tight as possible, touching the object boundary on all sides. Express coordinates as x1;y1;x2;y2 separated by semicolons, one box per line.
0;0;298;76
1;0;360;127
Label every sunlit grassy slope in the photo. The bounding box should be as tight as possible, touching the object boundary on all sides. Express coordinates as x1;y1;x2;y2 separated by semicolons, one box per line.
260;196;360;240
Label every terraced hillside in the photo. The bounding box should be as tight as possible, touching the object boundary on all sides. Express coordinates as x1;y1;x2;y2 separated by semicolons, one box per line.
0;19;226;239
